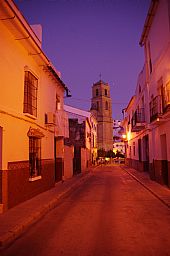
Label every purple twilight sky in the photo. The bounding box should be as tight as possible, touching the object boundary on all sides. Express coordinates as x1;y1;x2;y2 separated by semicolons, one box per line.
14;0;150;120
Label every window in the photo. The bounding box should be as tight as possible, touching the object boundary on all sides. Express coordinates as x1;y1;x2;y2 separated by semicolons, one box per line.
24;71;38;117
105;101;108;110
105;89;107;96
29;137;41;178
56;95;60;110
96;89;99;96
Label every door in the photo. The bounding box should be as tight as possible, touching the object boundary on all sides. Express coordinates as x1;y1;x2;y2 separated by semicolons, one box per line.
138;139;142;162
0;127;2;203
73;146;81;175
54;137;63;182
160;134;168;185
0;127;2;169
143;135;149;172
54;137;57;181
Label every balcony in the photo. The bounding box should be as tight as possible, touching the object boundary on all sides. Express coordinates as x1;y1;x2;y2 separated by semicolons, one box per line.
162;89;170;114
131;108;145;132
150;95;162;122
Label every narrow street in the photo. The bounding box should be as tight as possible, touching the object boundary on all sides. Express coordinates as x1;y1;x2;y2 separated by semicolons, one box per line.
2;165;170;256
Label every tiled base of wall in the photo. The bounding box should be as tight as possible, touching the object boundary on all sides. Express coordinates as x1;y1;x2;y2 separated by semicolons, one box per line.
2;159;55;210
125;158;147;172
150;160;170;187
126;158;170;188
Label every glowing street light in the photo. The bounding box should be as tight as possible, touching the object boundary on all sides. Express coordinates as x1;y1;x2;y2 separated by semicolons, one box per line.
122;134;126;139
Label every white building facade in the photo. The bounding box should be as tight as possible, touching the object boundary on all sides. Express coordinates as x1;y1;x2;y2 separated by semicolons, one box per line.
113;119;125;156
64;105;98;172
123;0;170;187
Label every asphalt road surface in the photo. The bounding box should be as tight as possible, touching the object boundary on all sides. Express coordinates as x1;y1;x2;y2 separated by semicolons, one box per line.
2;165;170;256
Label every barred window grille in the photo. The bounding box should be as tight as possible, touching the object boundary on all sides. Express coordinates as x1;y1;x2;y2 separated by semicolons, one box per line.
29;137;41;177
24;71;38;117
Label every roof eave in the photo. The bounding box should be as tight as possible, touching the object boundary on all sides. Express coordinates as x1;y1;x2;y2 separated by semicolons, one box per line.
47;65;70;93
139;0;159;47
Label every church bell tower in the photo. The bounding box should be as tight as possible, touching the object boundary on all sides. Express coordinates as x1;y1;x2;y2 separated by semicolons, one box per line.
91;79;113;151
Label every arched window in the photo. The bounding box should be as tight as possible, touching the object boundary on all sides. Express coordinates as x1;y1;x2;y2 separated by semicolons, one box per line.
105;101;108;110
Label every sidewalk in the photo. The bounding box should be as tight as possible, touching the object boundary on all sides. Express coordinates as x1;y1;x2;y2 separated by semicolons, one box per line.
121;165;170;208
0;169;93;249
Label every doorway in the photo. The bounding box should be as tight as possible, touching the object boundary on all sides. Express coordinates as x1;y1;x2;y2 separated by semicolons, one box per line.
0;127;2;169
73;146;81;175
143;135;149;172
0;127;2;204
54;137;63;182
160;134;168;185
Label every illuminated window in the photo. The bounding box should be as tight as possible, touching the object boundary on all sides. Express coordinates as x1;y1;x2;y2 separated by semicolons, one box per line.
24;71;38;117
29;137;41;178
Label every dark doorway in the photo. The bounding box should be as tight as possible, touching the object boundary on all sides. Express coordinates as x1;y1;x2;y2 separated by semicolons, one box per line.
73;146;81;175
0;127;2;204
143;135;149;172
138;139;142;162
0;127;2;170
160;134;168;186
54;137;63;182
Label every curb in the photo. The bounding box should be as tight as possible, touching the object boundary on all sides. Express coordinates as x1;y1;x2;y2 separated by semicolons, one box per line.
0;171;92;249
120;166;170;209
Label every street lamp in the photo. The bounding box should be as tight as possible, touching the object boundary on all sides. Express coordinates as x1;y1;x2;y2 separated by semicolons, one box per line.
122;134;126;139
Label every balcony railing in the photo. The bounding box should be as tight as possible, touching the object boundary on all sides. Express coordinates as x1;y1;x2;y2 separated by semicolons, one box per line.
150;95;162;122
162;89;170;113
131;108;145;132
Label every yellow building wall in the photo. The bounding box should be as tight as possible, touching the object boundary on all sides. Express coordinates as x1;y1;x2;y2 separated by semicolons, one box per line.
0;20;64;170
